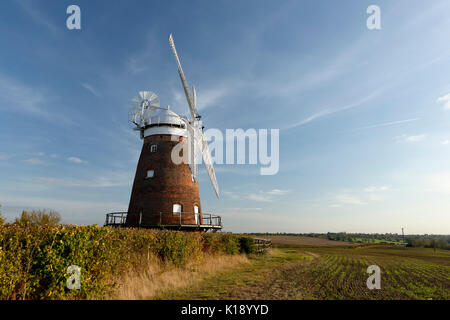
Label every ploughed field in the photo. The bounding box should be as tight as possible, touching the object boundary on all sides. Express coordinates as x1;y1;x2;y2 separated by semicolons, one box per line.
250;235;355;247
158;237;450;300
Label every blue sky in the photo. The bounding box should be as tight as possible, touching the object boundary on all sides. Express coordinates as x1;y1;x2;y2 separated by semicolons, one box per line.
1;0;450;234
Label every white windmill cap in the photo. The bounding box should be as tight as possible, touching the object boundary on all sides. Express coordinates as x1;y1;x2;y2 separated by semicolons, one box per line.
149;106;185;127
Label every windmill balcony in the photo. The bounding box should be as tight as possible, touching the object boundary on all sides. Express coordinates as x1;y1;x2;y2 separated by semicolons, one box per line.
104;212;222;232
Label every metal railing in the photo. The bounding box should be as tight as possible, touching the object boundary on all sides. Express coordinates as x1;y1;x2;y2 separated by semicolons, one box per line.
104;212;222;229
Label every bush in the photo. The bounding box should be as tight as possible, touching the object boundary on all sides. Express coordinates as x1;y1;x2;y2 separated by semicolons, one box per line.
238;236;256;254
0;225;246;300
0;204;4;225
203;233;240;255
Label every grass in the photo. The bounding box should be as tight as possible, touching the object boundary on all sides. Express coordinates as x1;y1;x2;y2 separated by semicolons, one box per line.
154;245;450;300
111;253;249;300
155;248;313;299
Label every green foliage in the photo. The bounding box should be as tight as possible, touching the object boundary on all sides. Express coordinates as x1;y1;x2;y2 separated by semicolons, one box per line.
15;209;61;227
238;236;256;254
204;233;240;255
0;225;246;300
0;204;4;225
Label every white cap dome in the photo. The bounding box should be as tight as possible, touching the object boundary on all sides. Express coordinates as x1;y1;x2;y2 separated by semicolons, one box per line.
145;106;185;127
141;106;188;138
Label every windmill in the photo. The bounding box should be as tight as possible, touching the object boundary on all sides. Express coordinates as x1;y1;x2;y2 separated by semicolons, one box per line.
113;34;221;231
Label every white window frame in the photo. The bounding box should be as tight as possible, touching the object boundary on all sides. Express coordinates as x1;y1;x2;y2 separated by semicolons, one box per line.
151;145;157;152
194;206;199;224
146;170;154;178
173;204;182;214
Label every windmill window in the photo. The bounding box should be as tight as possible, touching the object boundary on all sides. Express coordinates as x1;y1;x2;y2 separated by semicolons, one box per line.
151;145;157;152
146;170;154;178
173;204;182;214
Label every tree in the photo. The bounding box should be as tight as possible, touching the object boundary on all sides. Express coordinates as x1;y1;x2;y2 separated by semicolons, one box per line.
15;209;61;226
0;204;4;225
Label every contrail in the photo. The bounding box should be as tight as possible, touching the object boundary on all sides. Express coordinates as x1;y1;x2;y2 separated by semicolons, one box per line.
354;118;419;131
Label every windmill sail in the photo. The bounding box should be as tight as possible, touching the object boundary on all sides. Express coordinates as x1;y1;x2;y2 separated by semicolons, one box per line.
169;34;196;120
194;126;219;197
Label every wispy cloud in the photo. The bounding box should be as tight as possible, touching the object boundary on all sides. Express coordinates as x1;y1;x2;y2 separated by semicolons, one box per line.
23;158;47;165
437;93;450;109
34;176;128;188
354;118;420;131
396;134;426;143
334;194;366;205
364;186;389;192
16;0;60;35
0;74;72;124
82;83;100;97
67;157;86;164
224;188;291;202
284;89;382;130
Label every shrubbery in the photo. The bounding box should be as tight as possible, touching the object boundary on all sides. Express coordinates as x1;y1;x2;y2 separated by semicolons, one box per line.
0;225;257;300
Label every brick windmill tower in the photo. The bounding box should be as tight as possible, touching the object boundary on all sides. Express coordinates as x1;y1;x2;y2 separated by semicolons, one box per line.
119;34;221;231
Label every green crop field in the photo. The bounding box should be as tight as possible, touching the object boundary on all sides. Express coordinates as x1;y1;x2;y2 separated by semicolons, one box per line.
158;243;450;300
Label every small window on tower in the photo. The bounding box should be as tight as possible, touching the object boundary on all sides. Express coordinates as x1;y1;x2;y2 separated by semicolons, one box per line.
173;204;182;214
151;145;157;152
146;170;154;178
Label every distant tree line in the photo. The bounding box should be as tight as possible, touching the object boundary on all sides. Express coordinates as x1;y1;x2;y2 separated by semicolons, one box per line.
247;232;450;250
0;204;61;227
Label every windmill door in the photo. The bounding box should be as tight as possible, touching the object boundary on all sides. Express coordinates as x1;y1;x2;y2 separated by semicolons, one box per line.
194;206;199;225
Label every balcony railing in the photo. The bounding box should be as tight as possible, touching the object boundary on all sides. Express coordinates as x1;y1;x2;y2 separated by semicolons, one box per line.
104;212;222;230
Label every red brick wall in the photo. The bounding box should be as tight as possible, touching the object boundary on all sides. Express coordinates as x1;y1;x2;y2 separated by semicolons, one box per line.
126;135;202;227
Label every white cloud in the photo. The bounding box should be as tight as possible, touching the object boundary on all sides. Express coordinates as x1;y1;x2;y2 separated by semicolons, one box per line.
364;186;389;192
265;189;291;196
437;93;450;109
34;176;128;188
396;134;426;142
67;157;86;164
335;194;366;205
223;188;290;202
23;158;47;165
247;193;273;202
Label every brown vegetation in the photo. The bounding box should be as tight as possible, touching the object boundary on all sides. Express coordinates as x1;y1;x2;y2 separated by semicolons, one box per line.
251;235;355;247
112;253;248;300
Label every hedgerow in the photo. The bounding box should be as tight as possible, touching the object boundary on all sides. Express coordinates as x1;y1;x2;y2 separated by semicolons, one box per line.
0;225;254;300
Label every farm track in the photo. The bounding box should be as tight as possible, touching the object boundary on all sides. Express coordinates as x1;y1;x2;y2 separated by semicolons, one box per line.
156;240;450;300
